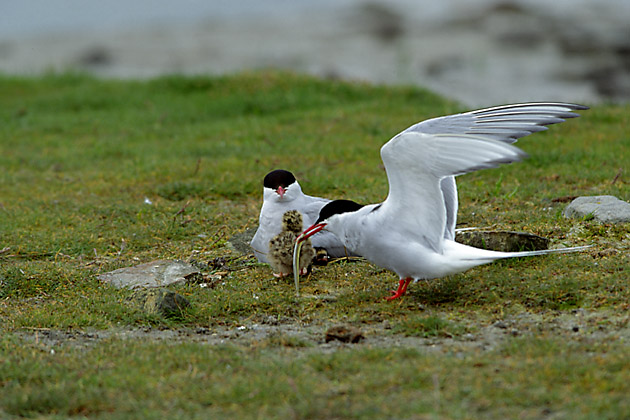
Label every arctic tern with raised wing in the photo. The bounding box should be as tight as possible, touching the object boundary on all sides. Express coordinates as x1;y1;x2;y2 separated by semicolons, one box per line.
295;103;589;299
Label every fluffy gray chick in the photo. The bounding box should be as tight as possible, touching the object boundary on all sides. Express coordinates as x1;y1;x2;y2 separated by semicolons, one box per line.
268;210;315;277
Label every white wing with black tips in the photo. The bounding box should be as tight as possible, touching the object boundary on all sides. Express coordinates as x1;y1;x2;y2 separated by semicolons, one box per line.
380;132;527;253
402;102;588;143
295;102;589;300
397;102;589;239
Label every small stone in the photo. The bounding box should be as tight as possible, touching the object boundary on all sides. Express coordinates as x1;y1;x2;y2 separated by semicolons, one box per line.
131;288;190;318
493;321;508;329
98;260;201;290
77;46;113;67
325;325;364;343
456;231;549;252
563;195;630;224
227;228;256;255
597;248;619;258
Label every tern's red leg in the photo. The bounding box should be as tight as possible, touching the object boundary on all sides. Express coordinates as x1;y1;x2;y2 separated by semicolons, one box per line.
386;277;412;301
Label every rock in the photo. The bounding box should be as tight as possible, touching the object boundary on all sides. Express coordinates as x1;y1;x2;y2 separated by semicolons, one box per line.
563;195;630;223
227;228;256;255
76;45;113;67
131;288;190;318
353;3;405;43
455;230;549;252
98;260;202;290
493;321;508;329
325;325;364;343
596;248;618;258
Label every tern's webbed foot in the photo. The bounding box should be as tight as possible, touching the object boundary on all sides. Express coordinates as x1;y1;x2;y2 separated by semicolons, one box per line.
385;278;412;301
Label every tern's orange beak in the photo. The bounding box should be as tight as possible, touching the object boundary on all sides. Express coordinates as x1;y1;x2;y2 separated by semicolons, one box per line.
276;186;286;198
297;222;327;242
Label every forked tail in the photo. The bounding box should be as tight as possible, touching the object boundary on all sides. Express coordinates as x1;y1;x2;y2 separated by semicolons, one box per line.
497;245;592;259
460;244;593;262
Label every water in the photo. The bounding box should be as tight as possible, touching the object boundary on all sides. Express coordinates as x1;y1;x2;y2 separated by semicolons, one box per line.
1;0;628;105
3;0;627;38
0;0;344;38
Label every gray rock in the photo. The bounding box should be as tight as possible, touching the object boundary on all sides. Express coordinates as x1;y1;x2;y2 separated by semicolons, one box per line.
455;230;549;252
227;228;256;255
131;288;190;318
563;195;630;223
325;325;364;343
98;259;202;290
493;321;508;329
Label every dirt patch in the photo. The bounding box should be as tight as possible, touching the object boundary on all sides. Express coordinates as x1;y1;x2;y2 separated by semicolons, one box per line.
13;309;630;354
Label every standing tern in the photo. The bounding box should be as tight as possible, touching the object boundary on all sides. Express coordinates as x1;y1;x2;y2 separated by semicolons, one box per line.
250;169;352;266
295;102;590;299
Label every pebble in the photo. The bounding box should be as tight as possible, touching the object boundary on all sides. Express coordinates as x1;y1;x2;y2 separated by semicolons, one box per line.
563;195;630;224
130;288;190;318
493;321;508;329
98;259;202;289
325;325;364;343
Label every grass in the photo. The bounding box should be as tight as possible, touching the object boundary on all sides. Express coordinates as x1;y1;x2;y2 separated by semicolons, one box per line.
1;71;629;419
1;336;629;419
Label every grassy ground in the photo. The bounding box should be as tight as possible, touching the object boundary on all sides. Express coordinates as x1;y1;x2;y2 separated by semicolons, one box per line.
1;72;629;419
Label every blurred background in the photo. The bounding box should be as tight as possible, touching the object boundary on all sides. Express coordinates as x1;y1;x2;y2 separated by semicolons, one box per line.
1;0;629;106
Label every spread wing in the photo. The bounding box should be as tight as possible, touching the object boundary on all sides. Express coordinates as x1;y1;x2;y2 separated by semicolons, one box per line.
379;133;527;253
400;102;588;239
401;102;588;143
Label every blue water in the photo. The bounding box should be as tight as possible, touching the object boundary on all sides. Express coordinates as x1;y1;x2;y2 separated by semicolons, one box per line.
0;0;343;38
3;0;627;39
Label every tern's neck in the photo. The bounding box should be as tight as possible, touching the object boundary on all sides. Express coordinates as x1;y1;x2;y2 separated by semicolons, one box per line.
325;205;375;249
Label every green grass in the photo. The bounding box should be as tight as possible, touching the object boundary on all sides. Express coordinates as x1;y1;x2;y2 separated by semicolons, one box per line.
1;336;629;419
1;71;629;419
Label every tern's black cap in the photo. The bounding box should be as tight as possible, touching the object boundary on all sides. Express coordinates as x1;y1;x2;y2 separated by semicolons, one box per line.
316;200;363;223
264;169;296;189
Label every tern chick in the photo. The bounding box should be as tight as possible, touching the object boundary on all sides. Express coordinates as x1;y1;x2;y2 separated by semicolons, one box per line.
268;210;315;277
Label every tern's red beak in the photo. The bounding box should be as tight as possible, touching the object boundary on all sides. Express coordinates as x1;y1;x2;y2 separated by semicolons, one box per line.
297;222;327;243
276;186;286;199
